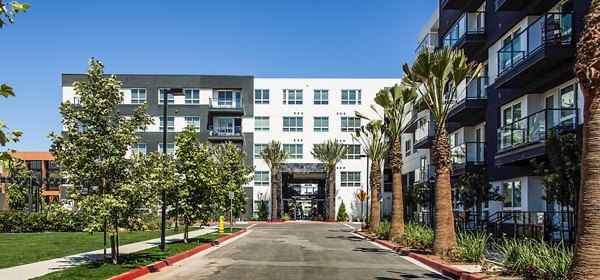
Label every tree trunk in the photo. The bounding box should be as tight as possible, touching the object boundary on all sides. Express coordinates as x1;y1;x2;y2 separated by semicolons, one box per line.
327;169;335;221
110;232;116;265
560;205;565;242
570;91;600;279
390;138;405;240
370;161;382;228
184;223;189;243
270;173;278;222
432;124;457;255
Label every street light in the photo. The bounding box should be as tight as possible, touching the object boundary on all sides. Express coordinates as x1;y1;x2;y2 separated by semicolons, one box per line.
160;88;184;252
428;176;435;227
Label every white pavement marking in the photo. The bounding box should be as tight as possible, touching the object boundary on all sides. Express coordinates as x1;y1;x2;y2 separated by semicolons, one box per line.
343;223;356;230
246;224;257;229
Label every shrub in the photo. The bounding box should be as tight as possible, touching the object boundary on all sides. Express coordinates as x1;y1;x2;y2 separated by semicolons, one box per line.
375;219;391;240
397;222;434;251
494;238;572;280
0;207;89;233
315;214;323;221
456;231;490;263
282;213;291;221
257;200;268;221
336;201;349;222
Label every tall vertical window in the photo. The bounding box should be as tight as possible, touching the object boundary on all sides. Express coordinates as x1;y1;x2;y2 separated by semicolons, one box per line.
158;143;175;154
405;139;412;157
255;89;270;104
255;117;270;131
184;88;200;104
158;89;175;104
344;144;361;159
503;181;522;208
159;117;175;132
283;144;303;159
313;117;329;132
254;144;266;159
131;143;147;155
185;116;201;130
341;171;361;187
341;89;361;105
254;171;270;186
341;117;361;132
283;117;303;132
131;88;146;104
283;89;303;105
314;90;329;105
502;102;522;126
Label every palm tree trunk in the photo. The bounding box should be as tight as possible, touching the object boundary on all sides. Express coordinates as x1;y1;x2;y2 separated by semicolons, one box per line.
569;92;600;279
390;138;405;240
370;161;382;228
328;169;336;221
270;173;278;222
432;124;457;254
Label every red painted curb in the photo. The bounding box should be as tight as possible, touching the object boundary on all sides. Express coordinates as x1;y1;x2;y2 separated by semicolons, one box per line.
110;229;248;280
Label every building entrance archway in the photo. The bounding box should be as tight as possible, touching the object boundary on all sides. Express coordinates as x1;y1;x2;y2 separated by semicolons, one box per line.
278;163;327;220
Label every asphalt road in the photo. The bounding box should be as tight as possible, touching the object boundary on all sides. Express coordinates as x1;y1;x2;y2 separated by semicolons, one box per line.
141;223;447;280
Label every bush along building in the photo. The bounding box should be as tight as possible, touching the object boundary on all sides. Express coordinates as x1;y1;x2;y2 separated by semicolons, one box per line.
403;0;589;243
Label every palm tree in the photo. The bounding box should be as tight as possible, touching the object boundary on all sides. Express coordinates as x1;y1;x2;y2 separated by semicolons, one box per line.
260;140;289;221
353;120;389;228
311;139;348;221
356;84;416;239
403;48;481;254
570;1;600;278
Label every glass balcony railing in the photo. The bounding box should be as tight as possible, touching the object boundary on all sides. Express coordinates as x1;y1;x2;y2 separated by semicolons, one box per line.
415;165;435;184
415;116;436;143
498;12;574;75
416;32;438;54
443;12;486;48
72;96;83;107
497;108;577;152
450;77;488;108
451;142;485;166
209;126;243;137
209;98;243;109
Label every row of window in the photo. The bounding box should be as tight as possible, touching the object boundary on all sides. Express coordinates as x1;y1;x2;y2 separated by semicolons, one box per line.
254;144;362;160
255;117;361;132
255;89;361;105
156;116;201;132
130;88;202;104
254;171;361;187
131;143;175;155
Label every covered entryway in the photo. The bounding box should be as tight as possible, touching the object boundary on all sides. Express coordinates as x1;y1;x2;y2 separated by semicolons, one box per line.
277;163;327;220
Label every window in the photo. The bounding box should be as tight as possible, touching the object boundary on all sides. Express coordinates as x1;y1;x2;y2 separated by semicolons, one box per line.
314;90;329;105
158;89;175;104
283;117;303;132
405;139;412;157
502;102;522;126
341;171;361;187
131;143;147;155
158;143;175;154
313;117;329;132
131;88;146;104
341;89;361;105
159;117;175;132
184;88;200;104
341;117;361;132
283;144;303;159
345;144;361;159
254;144;266;159
503;181;522;208
283;89;303;105
185;116;200;130
254;171;269;186
255;117;270;132
255;89;269;104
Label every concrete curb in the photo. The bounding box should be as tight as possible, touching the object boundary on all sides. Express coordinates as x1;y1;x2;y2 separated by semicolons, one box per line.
355;231;485;280
110;229;248;280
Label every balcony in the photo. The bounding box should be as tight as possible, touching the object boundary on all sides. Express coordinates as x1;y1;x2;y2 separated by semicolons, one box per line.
495;108;578;166
448;77;488;126
495;13;575;92
415;165;435;184
416;32;438;54
443;12;486;55
441;0;486;11
451;142;485;176
208;98;244;114
208;125;243;142
414;116;436;149
495;0;560;13
72;97;83;108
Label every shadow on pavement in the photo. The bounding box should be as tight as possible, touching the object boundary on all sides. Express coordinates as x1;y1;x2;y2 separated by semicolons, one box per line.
325;235;364;241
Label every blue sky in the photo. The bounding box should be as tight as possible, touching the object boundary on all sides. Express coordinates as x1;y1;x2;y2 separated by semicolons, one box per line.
1;0;436;151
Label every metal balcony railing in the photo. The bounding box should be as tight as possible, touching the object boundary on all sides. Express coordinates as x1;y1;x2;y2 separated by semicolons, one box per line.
209;126;243;137
451;142;485;166
416;32;438;54
209;98;243;109
415;165;435;184
443;12;486;48
415;116;436;143
450;77;488;109
498;12;574;75
497;108;577;152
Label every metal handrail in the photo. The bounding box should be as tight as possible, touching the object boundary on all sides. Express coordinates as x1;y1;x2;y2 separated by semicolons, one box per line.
443;11;486;48
451;142;485;166
416;32;438;54
449;77;488;109
209;126;242;136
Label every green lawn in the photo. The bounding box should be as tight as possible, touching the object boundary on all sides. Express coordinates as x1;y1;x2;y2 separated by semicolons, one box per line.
0;227;201;269
33;229;241;280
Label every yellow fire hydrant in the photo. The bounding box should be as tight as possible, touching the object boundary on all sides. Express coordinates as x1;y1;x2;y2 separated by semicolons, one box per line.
219;216;225;234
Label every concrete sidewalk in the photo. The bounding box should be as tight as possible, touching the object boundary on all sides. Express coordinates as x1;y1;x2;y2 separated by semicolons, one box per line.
0;227;217;280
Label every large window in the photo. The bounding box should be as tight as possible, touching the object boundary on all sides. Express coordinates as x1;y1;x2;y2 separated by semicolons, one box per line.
341;89;361;105
283;117;303;132
255;117;270;132
345;144;361;159
255;89;269;104
341;117;361;132
503;181;522;208
314;90;329;105
341;171;361;187
184;88;200;104
502;102;522;126
283;144;303;159
313;117;329;132
131;88;146;104
159;116;175;132
131;143;147;155
405;139;412;157
254;171;270;186
158;143;175;154
254;144;266;159
283;89;303;105
158;89;175;104
185;116;200;130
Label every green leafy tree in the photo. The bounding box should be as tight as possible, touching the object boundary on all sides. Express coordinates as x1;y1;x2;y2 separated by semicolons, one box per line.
49;58;153;264
311;140;347;221
403;48;481;254
258;200;268;221
337;200;349;222
453;173;502;231
5;159;35;210
214;141;255;219
0;1;29;28
260;140;289;221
